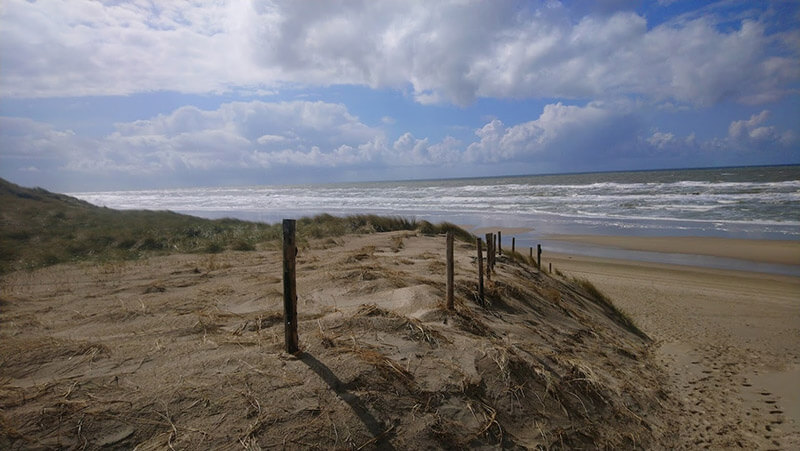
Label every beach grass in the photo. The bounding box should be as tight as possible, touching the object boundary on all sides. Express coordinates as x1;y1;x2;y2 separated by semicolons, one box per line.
0;178;473;273
571;276;648;340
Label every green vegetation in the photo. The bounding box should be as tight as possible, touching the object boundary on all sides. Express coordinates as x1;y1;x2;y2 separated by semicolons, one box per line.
0;178;473;274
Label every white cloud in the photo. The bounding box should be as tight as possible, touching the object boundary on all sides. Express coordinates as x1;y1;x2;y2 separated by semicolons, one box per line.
1;1;796;107
729;110;770;139
3;100;471;188
728;110;796;146
0;101;391;186
465;101;640;164
0;0;263;97
647;131;677;149
2;99;797;191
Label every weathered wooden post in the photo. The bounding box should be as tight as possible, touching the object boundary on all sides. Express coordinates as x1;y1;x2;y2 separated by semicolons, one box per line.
282;219;299;354
549;263;552;274
491;234;497;271
446;231;454;310
512;237;515;253
484;233;493;278
498;231;502;255
537;244;542;271
476;237;484;305
529;247;533;260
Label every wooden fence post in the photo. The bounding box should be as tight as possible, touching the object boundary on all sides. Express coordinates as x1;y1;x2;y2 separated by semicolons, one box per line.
529;246;533;260
282;219;299;354
484;233;493;278
446;231;454;310
491;234;497;272
476;237;484;305
537;244;542;271
498;231;502;255
512;237;515;253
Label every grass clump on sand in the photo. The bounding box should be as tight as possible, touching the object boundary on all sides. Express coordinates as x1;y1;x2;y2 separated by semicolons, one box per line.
298;215;473;243
572;277;649;340
0;178;474;274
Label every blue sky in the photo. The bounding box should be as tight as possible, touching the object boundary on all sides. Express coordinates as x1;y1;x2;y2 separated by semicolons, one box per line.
1;0;798;192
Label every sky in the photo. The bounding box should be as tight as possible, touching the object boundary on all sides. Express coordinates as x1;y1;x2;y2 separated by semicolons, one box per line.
0;0;798;192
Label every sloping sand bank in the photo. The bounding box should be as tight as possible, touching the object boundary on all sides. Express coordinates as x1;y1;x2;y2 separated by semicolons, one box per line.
546;243;800;449
1;232;676;449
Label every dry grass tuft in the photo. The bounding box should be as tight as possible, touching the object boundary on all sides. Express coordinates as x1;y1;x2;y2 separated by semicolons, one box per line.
390;235;405;252
344;246;376;263
572;277;648;340
354;303;392;317
404;317;446;348
353;347;416;390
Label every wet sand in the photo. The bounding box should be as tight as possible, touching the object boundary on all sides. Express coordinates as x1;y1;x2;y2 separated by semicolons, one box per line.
547;234;800;266
544;236;800;448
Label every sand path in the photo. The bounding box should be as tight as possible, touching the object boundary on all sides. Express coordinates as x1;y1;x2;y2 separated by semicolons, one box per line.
548;253;800;449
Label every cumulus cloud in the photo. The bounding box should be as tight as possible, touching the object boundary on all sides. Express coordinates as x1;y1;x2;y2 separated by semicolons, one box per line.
0;0;262;97
465;101;641;165
0;101;384;187
3;97;798;190
647;131;677;149
1;1;797;106
108;100;393;172
728;110;796;146
2;100;468;188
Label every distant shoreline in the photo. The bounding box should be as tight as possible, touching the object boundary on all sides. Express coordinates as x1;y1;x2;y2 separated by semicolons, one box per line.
536;234;800;278
545;234;800;267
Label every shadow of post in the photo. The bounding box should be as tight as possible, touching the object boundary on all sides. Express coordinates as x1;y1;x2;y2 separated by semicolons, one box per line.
299;353;395;450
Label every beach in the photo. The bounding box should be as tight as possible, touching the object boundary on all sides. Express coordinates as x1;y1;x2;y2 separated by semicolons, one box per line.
3;176;800;448
2;219;798;447
544;235;800;448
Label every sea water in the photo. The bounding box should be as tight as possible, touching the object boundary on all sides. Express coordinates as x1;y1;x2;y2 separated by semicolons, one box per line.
72;165;800;274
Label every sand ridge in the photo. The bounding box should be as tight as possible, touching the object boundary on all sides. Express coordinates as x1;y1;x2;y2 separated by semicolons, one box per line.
1;231;676;449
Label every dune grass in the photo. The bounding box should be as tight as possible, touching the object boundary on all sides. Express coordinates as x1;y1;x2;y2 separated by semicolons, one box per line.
0;179;474;274
571;277;648;340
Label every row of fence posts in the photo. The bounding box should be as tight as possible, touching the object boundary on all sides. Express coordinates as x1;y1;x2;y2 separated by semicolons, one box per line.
281;219;546;354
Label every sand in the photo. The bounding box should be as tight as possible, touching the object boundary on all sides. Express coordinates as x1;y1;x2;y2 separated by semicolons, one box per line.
547;234;800;266
544;236;800;449
2;229;797;448
472;226;534;236
0;231;675;449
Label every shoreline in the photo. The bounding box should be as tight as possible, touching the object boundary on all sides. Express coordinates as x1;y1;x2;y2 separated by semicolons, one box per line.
545;234;800;266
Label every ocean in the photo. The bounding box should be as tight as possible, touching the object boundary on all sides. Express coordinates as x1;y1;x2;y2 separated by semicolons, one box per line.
72;165;800;274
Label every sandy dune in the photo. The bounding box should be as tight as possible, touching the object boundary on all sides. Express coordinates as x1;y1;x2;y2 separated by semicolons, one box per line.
1;232;674;449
